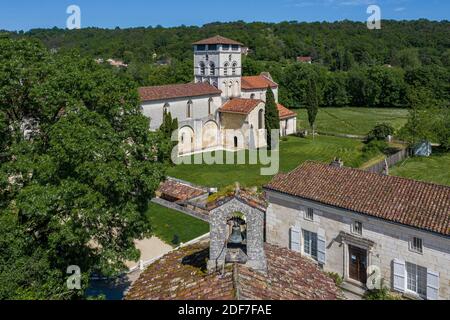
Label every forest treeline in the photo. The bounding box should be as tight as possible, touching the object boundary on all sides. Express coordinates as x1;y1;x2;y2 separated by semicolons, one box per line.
6;19;450;109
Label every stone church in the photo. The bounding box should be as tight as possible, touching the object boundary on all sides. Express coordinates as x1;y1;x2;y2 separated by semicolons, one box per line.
139;35;297;155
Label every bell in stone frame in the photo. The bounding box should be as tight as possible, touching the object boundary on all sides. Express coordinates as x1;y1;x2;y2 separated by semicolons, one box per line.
228;218;244;245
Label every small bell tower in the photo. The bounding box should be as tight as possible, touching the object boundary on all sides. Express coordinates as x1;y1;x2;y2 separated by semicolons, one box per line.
193;35;243;100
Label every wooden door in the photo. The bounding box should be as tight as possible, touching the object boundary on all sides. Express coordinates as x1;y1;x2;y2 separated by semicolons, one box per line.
349;245;367;284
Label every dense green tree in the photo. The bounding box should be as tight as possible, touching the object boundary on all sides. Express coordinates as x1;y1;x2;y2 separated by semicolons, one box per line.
264;87;280;149
400;89;440;145
0;38;165;299
306;77;319;138
158;110;179;163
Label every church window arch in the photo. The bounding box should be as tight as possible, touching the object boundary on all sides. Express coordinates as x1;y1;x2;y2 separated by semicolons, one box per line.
258;109;264;130
229;81;234;97
232;62;237;75
199;62;206;76
187;100;193;118
224;62;229;76
208;98;214;116
250;93;255;99
209;62;215;75
163;102;170;114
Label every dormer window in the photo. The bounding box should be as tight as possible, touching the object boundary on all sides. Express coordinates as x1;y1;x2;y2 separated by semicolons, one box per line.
352;221;363;236
410;237;423;254
305;208;314;221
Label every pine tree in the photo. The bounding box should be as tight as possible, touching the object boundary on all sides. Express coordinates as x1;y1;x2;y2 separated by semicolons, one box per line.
306;77;319;139
264;86;280;149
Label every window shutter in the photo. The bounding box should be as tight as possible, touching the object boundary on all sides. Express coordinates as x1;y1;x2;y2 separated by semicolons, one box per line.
317;234;326;265
426;270;439;300
392;259;406;293
290;227;301;253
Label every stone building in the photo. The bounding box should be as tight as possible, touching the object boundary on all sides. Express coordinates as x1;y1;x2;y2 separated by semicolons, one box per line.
125;192;343;300
264;161;450;300
139;35;297;155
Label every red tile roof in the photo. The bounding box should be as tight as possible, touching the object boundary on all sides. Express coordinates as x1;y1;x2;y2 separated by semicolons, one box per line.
193;35;243;46
157;179;207;202
297;56;312;62
139;83;221;102
265;162;450;236
219;98;264;115
241;76;278;90
125;241;343;300
277;103;297;120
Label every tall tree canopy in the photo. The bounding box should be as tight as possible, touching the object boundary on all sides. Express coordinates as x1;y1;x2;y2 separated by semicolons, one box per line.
264;87;280;149
0;38;165;299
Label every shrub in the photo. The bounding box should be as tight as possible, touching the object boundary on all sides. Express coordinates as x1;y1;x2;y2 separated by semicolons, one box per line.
367;123;395;142
362;140;389;155
327;272;343;286
364;287;402;300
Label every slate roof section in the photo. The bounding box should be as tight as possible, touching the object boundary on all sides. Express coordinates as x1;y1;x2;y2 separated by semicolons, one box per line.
219;98;264;115
139;83;221;102
277;103;297;119
264;162;450;236
125;241;343;300
193;35;244;46
241;75;278;90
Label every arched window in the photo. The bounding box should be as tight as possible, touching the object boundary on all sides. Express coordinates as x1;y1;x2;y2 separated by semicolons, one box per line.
228;81;234;97
234;136;238;148
163;102;170;114
232;62;237;75
187;100;193;118
258;109;264;130
199;62;206;76
224;62;229;76
250;93;255;99
208;98;213;115
209;62;215;75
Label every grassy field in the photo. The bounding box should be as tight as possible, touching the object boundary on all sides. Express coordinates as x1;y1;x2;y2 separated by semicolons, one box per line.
146;202;209;247
296;107;409;136
167;135;378;189
390;151;450;187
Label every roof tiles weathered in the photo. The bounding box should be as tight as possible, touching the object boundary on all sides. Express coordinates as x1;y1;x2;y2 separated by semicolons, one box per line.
241;76;278;90
264;162;450;236
193;35;244;46
125;241;343;300
219;98;264;115
139;83;221;102
277;103;297;120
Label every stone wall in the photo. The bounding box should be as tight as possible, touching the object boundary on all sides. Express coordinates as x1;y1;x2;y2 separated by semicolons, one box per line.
208;198;267;273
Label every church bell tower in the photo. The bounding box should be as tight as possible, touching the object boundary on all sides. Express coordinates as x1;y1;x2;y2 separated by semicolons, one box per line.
193;35;243;100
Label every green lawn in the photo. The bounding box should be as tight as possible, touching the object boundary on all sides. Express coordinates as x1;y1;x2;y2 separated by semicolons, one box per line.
390;152;450;187
146;202;209;247
296;107;409;136
167;135;378;189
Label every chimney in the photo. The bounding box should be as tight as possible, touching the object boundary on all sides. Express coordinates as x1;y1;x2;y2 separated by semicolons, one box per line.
330;158;344;168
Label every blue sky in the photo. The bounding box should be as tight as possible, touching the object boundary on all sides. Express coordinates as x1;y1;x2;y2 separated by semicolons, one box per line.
0;0;448;31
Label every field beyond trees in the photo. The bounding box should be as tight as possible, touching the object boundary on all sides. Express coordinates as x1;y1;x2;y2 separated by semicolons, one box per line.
296;107;409;136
